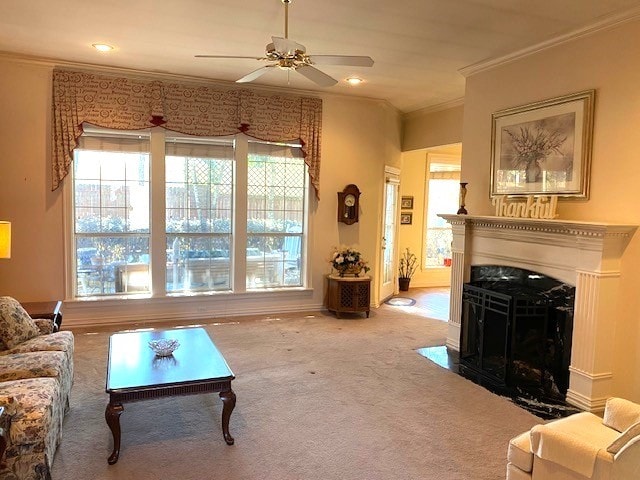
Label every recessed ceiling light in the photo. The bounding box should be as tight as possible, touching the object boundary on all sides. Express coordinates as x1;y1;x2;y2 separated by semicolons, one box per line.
346;77;364;85
92;43;114;52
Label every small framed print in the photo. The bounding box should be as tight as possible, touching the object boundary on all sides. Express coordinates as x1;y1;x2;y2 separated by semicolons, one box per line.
400;196;414;209
400;212;413;225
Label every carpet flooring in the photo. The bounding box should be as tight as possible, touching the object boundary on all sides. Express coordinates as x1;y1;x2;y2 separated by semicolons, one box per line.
51;305;542;480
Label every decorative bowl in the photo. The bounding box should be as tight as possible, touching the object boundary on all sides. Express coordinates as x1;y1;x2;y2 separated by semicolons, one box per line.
148;338;180;357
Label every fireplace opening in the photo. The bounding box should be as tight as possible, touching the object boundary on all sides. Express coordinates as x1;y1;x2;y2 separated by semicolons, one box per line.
459;266;575;403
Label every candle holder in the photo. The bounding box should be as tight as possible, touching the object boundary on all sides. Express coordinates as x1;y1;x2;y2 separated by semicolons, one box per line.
457;182;468;215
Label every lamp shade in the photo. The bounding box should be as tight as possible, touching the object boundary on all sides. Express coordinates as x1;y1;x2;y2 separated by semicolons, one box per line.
0;221;11;259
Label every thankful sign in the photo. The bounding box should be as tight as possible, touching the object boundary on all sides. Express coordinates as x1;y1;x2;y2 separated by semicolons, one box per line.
491;195;558;219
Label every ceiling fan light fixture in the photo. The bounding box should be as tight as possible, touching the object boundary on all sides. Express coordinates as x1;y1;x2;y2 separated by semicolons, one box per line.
92;43;114;52
195;0;373;88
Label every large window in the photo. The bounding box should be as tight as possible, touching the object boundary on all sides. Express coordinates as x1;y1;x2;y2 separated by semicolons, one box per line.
425;163;460;268
165;137;234;293
73;131;151;297
246;142;305;288
70;127;307;298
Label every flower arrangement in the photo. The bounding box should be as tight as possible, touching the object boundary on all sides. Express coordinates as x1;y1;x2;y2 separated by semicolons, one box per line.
506;125;566;183
329;245;370;277
398;248;418;279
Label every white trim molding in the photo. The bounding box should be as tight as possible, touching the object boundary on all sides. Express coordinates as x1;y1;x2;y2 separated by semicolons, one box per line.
459;5;640;78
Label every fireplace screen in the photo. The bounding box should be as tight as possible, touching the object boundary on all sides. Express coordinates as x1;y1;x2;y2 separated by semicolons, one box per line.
460;266;574;402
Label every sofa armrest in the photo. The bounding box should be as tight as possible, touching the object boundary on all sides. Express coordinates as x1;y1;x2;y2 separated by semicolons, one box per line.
613;434;640;478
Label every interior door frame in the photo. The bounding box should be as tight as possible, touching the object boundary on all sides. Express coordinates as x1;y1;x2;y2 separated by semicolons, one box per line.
378;166;401;303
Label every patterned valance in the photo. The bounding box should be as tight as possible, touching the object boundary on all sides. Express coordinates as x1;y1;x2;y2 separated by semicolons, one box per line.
51;69;322;197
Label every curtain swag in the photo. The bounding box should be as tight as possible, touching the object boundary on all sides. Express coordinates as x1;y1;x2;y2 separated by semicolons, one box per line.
52;69;322;198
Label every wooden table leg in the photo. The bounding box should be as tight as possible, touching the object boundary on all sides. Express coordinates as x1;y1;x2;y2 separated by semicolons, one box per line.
219;389;236;445
105;402;124;464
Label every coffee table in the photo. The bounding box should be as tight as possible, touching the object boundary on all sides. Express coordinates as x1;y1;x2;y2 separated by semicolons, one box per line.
105;327;236;464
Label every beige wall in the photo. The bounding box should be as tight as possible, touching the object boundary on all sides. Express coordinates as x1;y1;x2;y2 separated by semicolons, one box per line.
402;104;464;151
0;62;64;300
461;19;640;401
0;57;401;325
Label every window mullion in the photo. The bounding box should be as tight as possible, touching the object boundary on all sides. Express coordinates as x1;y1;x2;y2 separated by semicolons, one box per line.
150;128;166;296
233;134;248;293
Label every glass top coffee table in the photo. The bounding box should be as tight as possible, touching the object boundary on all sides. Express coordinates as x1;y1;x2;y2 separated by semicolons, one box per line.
105;327;236;464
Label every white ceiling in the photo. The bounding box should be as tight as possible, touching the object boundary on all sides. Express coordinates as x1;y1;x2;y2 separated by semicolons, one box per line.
2;0;640;113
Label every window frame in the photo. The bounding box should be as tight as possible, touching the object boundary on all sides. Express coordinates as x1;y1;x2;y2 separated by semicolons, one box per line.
64;128;310;301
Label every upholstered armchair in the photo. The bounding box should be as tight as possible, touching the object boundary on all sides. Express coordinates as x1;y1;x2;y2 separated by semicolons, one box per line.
507;397;640;480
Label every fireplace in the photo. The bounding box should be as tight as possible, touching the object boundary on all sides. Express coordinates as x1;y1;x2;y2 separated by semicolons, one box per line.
439;214;637;412
459;265;574;403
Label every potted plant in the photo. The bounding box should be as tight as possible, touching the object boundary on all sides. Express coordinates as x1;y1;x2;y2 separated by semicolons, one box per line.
398;248;418;291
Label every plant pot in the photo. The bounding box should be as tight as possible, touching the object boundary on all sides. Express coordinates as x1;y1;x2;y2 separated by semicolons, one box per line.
398;277;411;291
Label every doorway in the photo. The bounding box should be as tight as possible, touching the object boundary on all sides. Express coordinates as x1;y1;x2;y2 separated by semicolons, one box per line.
398;143;461;289
378;167;400;302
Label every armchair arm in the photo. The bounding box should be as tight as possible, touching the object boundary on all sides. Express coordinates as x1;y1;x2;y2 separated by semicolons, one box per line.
530;424;607;478
613;434;640;479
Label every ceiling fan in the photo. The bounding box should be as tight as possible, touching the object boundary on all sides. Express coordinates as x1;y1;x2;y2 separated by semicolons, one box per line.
195;0;374;87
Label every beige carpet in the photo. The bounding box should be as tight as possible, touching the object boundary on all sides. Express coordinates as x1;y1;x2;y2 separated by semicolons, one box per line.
51;305;541;480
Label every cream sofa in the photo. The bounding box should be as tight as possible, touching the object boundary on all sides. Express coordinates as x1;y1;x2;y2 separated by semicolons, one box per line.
0;297;74;480
507;397;640;480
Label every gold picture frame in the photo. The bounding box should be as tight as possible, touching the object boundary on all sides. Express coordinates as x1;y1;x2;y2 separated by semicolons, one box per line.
490;90;595;198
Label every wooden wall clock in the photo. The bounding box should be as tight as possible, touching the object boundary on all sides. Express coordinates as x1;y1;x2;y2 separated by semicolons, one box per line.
337;184;360;225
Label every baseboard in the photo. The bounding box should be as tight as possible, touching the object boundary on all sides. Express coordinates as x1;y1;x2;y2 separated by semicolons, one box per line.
63;292;325;328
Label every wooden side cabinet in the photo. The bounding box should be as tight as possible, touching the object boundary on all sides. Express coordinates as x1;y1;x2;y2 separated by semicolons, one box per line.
326;275;371;318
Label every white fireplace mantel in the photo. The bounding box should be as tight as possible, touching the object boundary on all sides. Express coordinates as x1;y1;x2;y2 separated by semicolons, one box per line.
439;214;638;412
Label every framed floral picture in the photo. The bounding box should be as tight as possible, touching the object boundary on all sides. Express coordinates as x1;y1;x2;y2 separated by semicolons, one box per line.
490;90;595;198
400;212;412;225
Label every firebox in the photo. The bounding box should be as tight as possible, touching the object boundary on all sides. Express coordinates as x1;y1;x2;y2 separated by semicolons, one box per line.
459;265;575;402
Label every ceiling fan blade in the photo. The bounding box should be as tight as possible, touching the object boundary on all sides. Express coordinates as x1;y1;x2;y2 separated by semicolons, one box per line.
236;65;276;83
296;65;338;87
195;55;266;60
308;55;374;67
272;36;306;55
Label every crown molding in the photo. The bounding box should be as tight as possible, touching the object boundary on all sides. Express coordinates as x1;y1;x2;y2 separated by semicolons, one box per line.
403;97;465;119
459;5;640;78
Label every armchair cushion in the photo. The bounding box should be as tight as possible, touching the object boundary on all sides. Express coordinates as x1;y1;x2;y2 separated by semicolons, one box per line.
0;297;40;350
607;420;640;454
0;331;75;358
603;397;640;432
